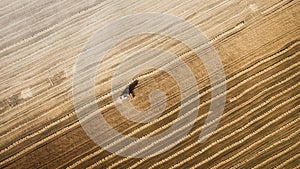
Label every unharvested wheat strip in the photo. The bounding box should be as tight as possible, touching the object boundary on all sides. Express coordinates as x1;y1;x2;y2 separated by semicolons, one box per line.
186;111;300;169
252;141;300;169
67;61;300;168
106;79;300;168
274;153;300;169
147;90;300;169
184;117;300;169
212;128;300;169
1;45;298;163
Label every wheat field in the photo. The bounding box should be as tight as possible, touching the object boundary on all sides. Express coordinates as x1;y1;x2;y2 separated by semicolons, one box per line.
0;0;299;168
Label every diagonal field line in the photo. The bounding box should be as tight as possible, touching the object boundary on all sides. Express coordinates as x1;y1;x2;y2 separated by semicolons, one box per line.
251;136;300;169
1;49;298;169
108;58;300;168
129;92;300;169
273;153;300;169
211;125;300;168
67;53;299;168
75;55;299;168
94;84;300;168
1;46;298;167
59;42;298;168
0;4;248;127
181;107;299;169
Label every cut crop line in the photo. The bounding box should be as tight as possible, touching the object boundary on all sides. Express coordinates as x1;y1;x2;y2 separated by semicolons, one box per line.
0;0;47;20
47;58;300;168
71;43;300;123
62;55;300;167
0;0;68;33
211;127;299;168
72;63;300;168
93;82;300;168
65;45;300;138
103;62;299;168
1;18;298;119
252;138;300;169
182;109;299;169
1;47;298;166
274;153;300;169
3;35;296;137
0;0;234;57
1;52;298;169
0;0;112;54
0;0;188;68
0;0;274;93
261;0;294;15
145;86;299;169
0;120;81;167
0;2;247;95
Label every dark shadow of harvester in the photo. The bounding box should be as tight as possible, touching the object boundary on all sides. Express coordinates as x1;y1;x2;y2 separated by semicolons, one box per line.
120;80;138;100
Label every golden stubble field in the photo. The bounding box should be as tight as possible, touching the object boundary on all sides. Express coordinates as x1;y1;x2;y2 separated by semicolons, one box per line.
0;0;299;168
